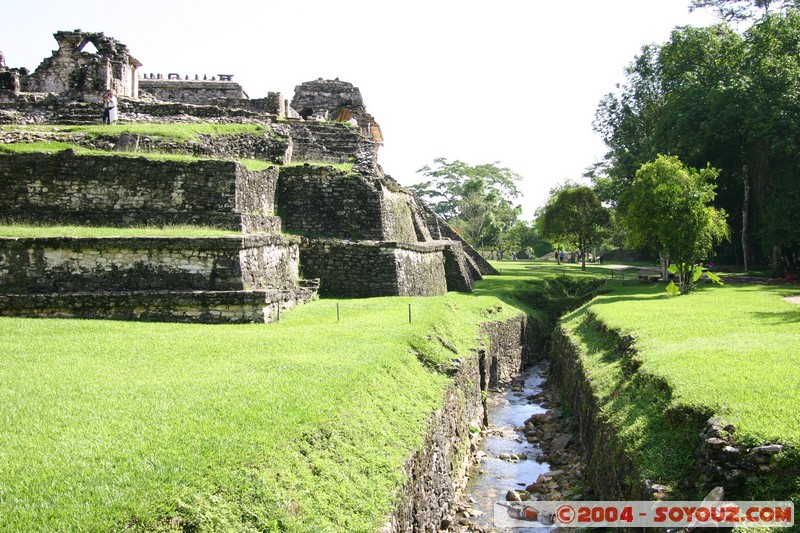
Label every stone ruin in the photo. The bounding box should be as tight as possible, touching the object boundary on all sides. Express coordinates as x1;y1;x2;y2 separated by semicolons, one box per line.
0;30;497;323
4;30;140;100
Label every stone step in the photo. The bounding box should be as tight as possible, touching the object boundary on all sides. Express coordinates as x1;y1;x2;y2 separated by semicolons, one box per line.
0;287;315;324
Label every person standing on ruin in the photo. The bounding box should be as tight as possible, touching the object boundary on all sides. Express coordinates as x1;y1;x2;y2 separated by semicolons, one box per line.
102;90;117;125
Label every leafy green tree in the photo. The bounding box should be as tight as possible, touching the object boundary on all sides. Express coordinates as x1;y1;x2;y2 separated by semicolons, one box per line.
690;0;800;22
411;158;524;252
411;158;522;221
739;11;800;276
624;155;730;294
501;221;552;259
540;186;610;271
592;45;665;210
593;12;800;276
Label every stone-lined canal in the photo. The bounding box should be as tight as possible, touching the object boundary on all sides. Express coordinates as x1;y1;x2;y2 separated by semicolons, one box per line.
454;361;587;532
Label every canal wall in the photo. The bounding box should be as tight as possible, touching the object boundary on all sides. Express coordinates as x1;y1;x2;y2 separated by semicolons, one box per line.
383;313;539;532
548;308;790;502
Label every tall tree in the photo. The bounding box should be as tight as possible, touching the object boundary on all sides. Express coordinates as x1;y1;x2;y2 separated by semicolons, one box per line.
624;155;730;294
411;158;522;221
411;158;524;252
593;12;800;276
540;186;610;271
690;0;800;21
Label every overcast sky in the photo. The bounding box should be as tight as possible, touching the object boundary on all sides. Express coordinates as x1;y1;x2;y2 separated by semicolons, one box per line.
2;1;718;218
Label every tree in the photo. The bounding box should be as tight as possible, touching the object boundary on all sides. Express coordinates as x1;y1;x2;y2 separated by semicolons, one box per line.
690;0;800;22
624;155;730;294
540;186;610;271
592;13;800;276
501;221;552;259
411;158;522;221
411;158;524;252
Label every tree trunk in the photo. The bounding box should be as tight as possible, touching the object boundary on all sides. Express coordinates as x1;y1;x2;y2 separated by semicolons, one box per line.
772;245;783;278
581;243;587;271
659;252;669;281
742;171;751;273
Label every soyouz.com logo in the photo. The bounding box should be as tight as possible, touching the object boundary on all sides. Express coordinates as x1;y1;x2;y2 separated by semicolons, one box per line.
494;501;794;528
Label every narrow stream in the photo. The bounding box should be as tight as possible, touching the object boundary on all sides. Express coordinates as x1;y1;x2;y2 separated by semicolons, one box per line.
456;361;555;532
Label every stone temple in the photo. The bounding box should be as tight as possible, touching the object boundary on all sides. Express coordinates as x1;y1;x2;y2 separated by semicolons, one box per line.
0;30;497;323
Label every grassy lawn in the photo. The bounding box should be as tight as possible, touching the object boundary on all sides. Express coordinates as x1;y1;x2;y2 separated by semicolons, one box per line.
3;259;797;530
0;282;528;531
553;261;800;500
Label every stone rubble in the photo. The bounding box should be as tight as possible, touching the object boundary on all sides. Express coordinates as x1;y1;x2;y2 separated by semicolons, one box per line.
452;367;591;532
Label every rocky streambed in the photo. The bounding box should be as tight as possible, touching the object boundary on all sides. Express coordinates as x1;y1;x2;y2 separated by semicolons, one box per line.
453;361;591;532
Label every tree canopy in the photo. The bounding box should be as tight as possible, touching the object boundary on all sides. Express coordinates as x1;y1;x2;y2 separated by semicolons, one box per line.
592;8;800;276
411;158;524;256
539;185;610;271
624;155;730;294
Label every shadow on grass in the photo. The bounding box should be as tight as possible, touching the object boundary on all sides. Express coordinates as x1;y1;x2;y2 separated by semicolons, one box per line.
749;308;800;324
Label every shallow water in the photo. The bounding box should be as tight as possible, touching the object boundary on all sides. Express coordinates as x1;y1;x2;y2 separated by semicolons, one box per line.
460;362;555;532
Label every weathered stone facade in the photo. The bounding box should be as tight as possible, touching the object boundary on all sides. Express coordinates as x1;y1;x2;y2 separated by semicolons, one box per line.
0;152;278;231
548;310;792;502
139;79;246;104
0;235;298;293
291;78;383;143
299;239;448;297
384;314;538;532
283;120;370;164
20;30;140;99
0;287;315;324
277;166;386;241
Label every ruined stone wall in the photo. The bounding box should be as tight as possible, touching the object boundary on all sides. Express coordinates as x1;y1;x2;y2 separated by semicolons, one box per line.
548;324;646;500
139;79;246;104
0;152;277;229
0;95;276;125
277;165;385;240
299;240;447;297
418;200;499;276
276;165;424;243
284;120;368;164
21;31;140;99
290;78;383;143
394;247;448;296
548;311;790;502
441;242;475;293
380;187;421;243
0;288;315;324
0;235;298;293
0;126;290;164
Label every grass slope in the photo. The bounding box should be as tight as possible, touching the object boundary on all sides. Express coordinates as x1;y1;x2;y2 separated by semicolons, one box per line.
0;288;524;531
557;265;800;500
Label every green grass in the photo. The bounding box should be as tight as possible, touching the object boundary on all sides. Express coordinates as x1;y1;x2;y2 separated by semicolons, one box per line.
0;142;349;173
4;258;797;529
0;224;238;238
557;270;800;500
0;123;268;140
0;142;275;172
0;278;527;531
284;161;356;173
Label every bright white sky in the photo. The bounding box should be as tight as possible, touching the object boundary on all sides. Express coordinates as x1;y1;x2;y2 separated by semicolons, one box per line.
2;0;718;219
